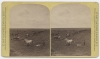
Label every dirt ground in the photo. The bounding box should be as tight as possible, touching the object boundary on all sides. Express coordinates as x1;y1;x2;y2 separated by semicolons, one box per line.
10;29;50;56
51;28;91;56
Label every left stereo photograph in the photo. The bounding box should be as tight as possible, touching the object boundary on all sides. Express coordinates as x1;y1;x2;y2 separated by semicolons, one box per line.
10;4;50;56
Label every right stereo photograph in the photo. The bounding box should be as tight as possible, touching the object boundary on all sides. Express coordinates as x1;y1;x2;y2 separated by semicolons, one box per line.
51;4;91;56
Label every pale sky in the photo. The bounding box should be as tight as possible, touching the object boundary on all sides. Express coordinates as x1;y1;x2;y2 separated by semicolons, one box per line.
10;4;50;28
52;4;91;28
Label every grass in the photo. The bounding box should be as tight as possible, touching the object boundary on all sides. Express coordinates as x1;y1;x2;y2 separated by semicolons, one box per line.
10;29;50;56
51;28;91;56
10;28;91;56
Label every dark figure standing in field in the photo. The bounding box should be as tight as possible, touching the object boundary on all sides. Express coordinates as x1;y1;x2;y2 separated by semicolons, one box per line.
83;40;85;46
42;40;45;46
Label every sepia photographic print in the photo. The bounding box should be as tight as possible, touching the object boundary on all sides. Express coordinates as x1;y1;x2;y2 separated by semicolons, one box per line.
10;4;50;56
51;4;91;56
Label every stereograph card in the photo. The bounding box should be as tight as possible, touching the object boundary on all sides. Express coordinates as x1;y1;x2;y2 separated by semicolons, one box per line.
1;2;99;57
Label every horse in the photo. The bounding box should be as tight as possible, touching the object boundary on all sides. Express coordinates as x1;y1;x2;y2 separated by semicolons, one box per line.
66;33;70;37
12;36;20;40
24;39;33;46
64;38;73;46
54;36;61;39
